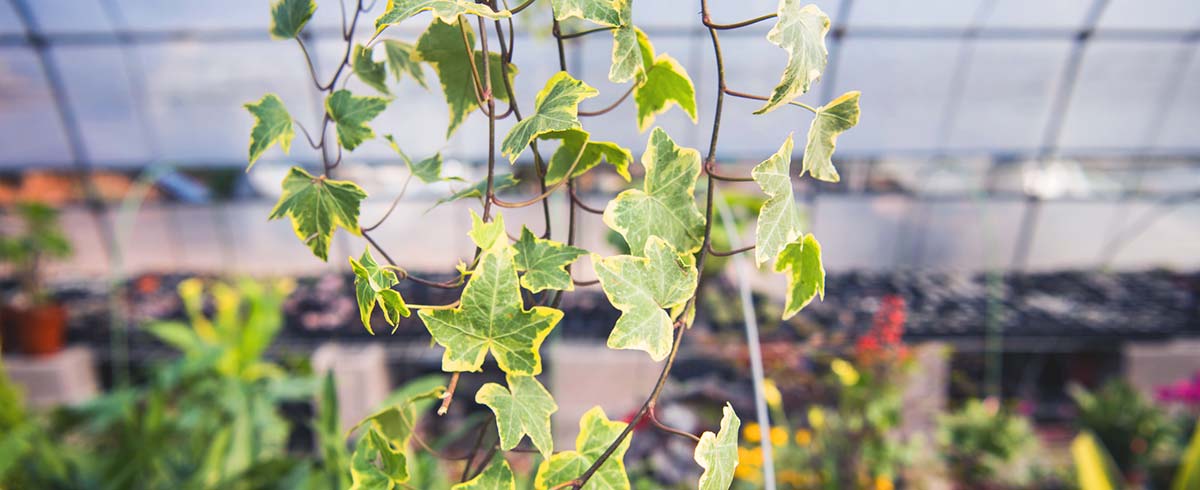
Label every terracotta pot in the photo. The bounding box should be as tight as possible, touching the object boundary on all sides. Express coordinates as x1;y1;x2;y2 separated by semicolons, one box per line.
13;303;67;356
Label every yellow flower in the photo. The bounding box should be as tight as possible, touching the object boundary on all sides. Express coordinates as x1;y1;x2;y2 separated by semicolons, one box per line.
769;426;788;446
743;422;761;443
794;428;812;446
874;476;894;490
763;379;783;409
808;406;825;430
831;358;860;386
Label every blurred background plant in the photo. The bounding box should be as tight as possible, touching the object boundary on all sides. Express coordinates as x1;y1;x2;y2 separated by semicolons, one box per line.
936;397;1038;489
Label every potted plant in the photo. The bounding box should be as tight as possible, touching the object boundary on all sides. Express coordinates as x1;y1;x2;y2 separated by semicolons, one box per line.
0;202;72;356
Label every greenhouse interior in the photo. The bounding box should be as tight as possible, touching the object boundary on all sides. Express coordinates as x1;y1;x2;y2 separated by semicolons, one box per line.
1;0;1198;489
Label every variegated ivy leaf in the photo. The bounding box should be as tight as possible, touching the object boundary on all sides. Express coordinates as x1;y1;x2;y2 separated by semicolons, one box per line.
501;72;598;162
551;0;624;26
375;0;510;30
593;236;697;361
475;374;557;458
244;94;294;168
419;212;562;375
416;19;517;137
453;455;517;490
467;209;508;251
755;1;830;115
350;426;408;489
695;404;740;490
633;29;697;132
752;134;803;267
534;406;631;490
775;233;824;319
607;0;643;84
269;0;315;39
543;129;632;185
353;44;390;94
802;91;860;183
383;40;427;89
350;248;411;334
269;167;367;261
433;173;519;208
514;227;587;293
603;127;705;256
348;385;445;490
383;134;456;184
326;89;390;151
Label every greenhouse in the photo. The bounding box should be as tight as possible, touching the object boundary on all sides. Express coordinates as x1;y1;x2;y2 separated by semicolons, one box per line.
0;0;1198;489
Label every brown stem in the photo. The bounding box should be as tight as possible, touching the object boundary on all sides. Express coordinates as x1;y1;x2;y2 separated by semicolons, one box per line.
724;88;818;113
649;407;702;443
570;186;605;215
579;85;634;117
705;161;755;182
707;243;755;257
704;12;777;30
439;372;460;416
557;25;614;39
572;278;600;287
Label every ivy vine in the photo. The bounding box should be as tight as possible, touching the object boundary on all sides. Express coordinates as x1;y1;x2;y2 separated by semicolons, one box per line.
245;0;860;488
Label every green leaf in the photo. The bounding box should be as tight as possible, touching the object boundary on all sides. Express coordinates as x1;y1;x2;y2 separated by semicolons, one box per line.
592;236;697;361
268;167;367;261
326;89;390;151
514;227;587;293
752;134;803;267
551;0;623;26
419;212;563;375
774;233;824;320
755;1;830;114
695;404;740;490
1172;421;1200;490
501;72;598;162
802;91;860;183
350;248;411;334
383;40;428;89
353;44;390;95
376;0;510;29
416;19;517;137
383;134;454;184
269;0;316;39
453;455;517;490
607;1;643;84
244;94;294;168
350;427;408;489
467;209;508;251
543;129;632;185
434;173;519;208
475;375;557;458
633;30;697;131
603;127;705;256
534;406;631;490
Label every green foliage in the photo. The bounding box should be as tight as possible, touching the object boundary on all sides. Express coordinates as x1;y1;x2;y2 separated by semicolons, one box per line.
326;89;390;150
269;0;316;39
501;72;598;162
453;455;516;490
775;233;824;319
756;1;830;114
551;0;623;27
476;374;558;457
416;18;516;137
1069;379;1176;478
696;404;741;490
513;227;588;293
938;398;1037;486
1072;430;1122;490
420;213;563;375
752;134;803;267
382;40;428;88
633;29;697;131
593;236;698;361
244;94;295;167
603;128;705;256
543;129;632;185
535;406;632;490
435;173;519;207
353;43;391;94
268;166;367;261
350;248;411;334
384;134;455;184
0;202;73;305
802;91;860;183
376;0;510;29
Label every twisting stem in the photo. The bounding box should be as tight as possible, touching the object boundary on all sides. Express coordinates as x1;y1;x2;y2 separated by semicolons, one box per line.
705;161;755;182
570;186;605;214
579;85;634;117
362;172;415;232
509;0;537;14
459;21;491;113
707;243;756;257
704;12;777;30
549;481;583;490
649;407;702;443
459;415;493;481
572;278;600;287
724;88;818;113
480;14;498;222
557;25;615;39
489;148;584;208
294;120;322;149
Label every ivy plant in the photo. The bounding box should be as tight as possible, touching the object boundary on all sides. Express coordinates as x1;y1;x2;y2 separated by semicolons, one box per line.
246;0;860;487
